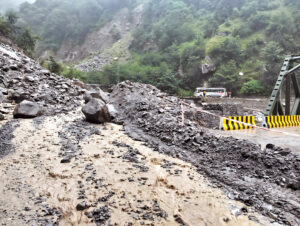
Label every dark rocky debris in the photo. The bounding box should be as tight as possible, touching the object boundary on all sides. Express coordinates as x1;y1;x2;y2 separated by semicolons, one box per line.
0;120;19;158
110;81;300;225
0;43;83;116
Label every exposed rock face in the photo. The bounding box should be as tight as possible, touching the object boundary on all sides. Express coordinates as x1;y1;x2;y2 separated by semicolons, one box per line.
82;98;111;123
0;43;84;116
13;100;41;118
201;56;216;75
57;5;143;64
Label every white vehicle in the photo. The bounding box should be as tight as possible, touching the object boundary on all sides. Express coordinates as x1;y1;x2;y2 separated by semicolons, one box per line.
194;87;227;98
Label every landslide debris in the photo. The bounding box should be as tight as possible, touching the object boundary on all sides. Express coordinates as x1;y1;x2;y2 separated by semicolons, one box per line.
1;43;299;225
110;81;300;225
0;43;83;116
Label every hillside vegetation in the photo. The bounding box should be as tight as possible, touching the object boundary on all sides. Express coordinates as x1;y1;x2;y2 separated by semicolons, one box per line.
13;0;300;95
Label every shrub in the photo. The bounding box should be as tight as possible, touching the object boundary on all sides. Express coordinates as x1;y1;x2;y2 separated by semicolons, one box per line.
241;79;262;94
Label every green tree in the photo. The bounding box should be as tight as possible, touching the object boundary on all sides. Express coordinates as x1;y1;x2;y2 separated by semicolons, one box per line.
262;41;283;63
260;41;284;91
16;28;39;57
209;37;242;65
47;56;62;74
5;11;18;26
209;60;240;94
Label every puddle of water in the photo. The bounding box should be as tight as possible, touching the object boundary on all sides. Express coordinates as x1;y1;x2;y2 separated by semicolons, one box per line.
218;127;300;154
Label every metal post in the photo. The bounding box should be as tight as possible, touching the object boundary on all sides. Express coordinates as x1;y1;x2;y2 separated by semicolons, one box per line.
285;75;291;115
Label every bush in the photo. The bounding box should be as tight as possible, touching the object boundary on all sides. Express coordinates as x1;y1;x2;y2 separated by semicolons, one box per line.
245;40;259;56
241;79;262;94
232;24;252;38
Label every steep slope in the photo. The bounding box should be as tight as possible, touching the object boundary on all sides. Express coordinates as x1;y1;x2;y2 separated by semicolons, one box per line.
73;4;143;71
17;0;300;95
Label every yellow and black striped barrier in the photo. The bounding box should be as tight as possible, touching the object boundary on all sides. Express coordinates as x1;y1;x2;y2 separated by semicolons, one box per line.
263;115;300;128
220;116;256;131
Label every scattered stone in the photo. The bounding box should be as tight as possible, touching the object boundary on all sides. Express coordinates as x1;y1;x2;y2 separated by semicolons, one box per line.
13;100;41;118
89;205;111;225
60;156;71;163
266;143;275;149
76;201;88;211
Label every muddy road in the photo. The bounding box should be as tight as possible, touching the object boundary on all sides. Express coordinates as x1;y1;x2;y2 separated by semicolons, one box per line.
0;112;270;226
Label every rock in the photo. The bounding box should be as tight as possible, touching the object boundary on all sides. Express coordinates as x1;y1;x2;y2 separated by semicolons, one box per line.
83;92;92;104
279;148;291;156
0;113;4;121
8;89;29;103
13;100;41;118
106;104;118;119
0;92;4;103
84;89;109;104
60;156;71;163
73;79;86;89
201;56;216;75
76;201;87;211
9;64;18;70
82;98;111;123
287;179;300;190
24;75;35;82
40;69;50;75
266;143;275;149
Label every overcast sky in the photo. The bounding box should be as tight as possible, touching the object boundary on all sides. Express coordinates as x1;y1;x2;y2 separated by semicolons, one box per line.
0;0;36;13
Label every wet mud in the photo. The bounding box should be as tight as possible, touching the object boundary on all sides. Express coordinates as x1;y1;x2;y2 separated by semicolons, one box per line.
0;119;19;158
0;114;271;226
110;81;300;225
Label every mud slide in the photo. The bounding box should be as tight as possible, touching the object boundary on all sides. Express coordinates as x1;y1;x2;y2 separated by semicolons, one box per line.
0;112;272;226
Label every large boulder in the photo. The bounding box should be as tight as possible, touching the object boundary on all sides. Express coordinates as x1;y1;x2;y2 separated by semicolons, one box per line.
83;88;109;104
13;100;41;118
82;98;111;123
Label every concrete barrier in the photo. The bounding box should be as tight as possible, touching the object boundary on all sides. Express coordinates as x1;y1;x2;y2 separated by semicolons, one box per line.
263;115;300;128
220;116;256;131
